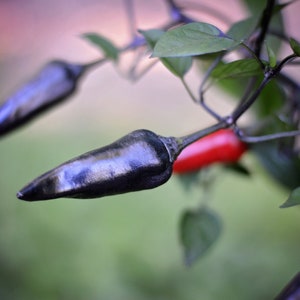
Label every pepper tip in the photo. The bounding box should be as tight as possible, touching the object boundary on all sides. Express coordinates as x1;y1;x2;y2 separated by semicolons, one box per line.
17;191;25;200
17;189;34;201
17;190;29;201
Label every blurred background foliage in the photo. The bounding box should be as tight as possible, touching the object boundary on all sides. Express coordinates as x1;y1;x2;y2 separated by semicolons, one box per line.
0;0;300;299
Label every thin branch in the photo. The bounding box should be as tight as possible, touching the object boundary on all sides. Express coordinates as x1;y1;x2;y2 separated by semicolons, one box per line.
165;0;182;21
275;54;298;72
199;88;223;121
198;54;224;120
231;76;270;122
128;58;159;81
240;43;265;70
181;78;198;104
165;0;194;23
254;0;276;57
124;0;137;38
237;129;300;143
231;54;298;123
83;57;108;71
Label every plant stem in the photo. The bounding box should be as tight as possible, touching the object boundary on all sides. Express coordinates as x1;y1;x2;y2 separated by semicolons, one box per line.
83;57;108;70
276;54;298;72
124;0;136;38
240;43;265;69
231;76;270;122
254;0;276;57
165;0;195;23
181;78;198;104
231;54;297;123
176;120;227;151
237;130;300;143
198;54;224;120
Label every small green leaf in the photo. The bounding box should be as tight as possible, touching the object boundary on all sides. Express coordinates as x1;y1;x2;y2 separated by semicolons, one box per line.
289;38;300;56
227;17;258;42
82;33;119;61
266;43;277;67
139;29;163;49
280;187;300;208
211;59;262;80
180;207;222;267
139;29;192;77
153;22;241;58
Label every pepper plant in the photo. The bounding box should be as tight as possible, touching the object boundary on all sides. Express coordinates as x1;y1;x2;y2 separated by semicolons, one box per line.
1;0;300;270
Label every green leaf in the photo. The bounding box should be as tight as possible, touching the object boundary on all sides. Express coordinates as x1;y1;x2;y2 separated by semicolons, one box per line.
226;17;258;42
252;141;300;190
180;207;222;266
266;43;277;67
211;59;262;80
159;53;193;78
289;38;300;56
81;33;119;61
139;29;162;49
153;22;241;58
255;79;285;117
280;187;300;208
139;29;192;78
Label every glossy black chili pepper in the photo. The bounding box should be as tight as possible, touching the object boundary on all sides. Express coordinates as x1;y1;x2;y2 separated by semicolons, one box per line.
0;60;86;136
17;129;181;201
274;272;300;300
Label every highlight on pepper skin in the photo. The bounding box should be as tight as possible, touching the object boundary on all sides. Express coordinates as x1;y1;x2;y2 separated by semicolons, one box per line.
173;129;247;174
17;129;180;201
0;60;85;137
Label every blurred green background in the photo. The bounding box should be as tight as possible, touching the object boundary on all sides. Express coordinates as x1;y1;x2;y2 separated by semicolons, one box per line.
1;0;300;299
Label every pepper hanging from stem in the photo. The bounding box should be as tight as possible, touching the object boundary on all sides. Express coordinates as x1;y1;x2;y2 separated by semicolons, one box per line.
17;124;226;201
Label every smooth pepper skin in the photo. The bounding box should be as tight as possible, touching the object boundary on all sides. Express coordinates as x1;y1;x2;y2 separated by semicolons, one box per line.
0;60;84;136
17;130;180;201
173;129;247;174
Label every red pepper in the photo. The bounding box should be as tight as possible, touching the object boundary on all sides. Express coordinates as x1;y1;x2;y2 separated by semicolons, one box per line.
173;129;247;174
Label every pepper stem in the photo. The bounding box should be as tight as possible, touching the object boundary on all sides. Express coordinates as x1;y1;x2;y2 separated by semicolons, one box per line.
175;121;227;154
83;57;108;71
